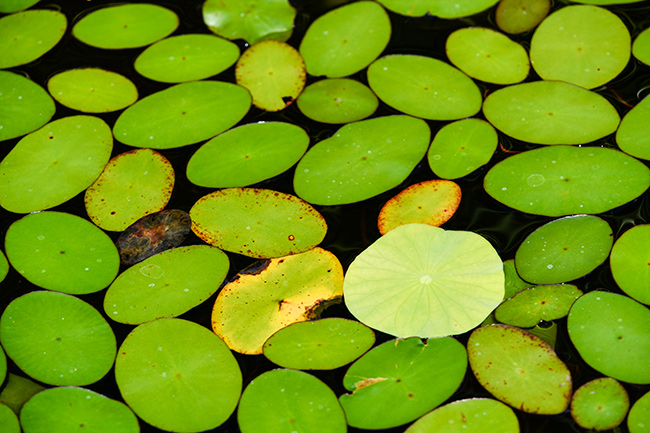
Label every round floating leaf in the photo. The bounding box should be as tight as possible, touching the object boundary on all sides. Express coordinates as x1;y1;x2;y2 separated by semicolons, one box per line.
202;0;296;45
633;27;650;66
482;81;620;144
468;324;572;414
105;245;229;325
212;248;344;354
0;404;19;433
404;398;520;433
0;71;55;142
0;115;112;214
0;9;66;69
113;80;251;149
446;27;529;84
570;377;629;431
47;68;137;113
483;145;650;216
191;188;327;258
116;318;241;432
496;0;550;34
428;118;498;179
514;215;613;284
0;0;40;13
377;180;462;235
72;3;178;49
0;346;5;386
5;211;119;295
368;55;482;120
495;284;583;327
0;291;116;386
0;250;8;284
344;223;504;338
20;387;139;433
340;337;467;429
0;374;45;414
294;115;430;205
611;224;650;304
530;5;630;89
429;0;499;18
503;259;533;300
262;318;375;370
84;148;174;232
134;34;240;83
187;122;308;188
628;390;650;433
296;78;378;124
238;369;347;433
300;1;390;78
617;95;650;160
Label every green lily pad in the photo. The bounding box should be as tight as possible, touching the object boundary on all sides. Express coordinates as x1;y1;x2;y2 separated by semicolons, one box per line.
104;245;229;325
428;118;498;179
72;3;178;49
187;122;308;188
20;387;139;433
293;115;430;205
115;318;241;432
0;291;116;386
0;115;112;214
202;0;296;45
495;284;583;327
628;390;650;433
446;27;529;84
514;215;613;284
0;71;55;142
617;95;650;160
483;146;650;216
404;398;520;433
0;250;8;284
368;55;482;120
468;324;572;414
262;318;375;370
0;374;45;414
373;0;430;17
212;248;344;354
530;5;630;89
377;179;462;235
134;33;240;83
0;346;5;386
190;188;327;258
570;377;629;431
482;80;619;144
113;80;251;149
47;68;137;113
0;0;40;13
429;0;499;18
299;1;390;78
0;9;66;69
344;223;504;338
633;27;650;66
296;78;378;124
340;337;467;429
568;291;650;384
610;224;650;304
503;259;533;301
238;368;346;433
496;0;550;34
4;211;119;295
84;148;174;232
0;404;19;433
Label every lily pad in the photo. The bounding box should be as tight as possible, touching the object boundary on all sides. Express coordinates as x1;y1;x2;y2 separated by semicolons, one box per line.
0;346;5;386
570;377;629;431
610;224;650;304
4;211;120;294
617;95;650;160
429;0;499;18
482;80;620;144
262;318;375;370
0;404;19;433
72;3;178;49
632;27;650;66
628;390;650;433
0;115;112;214
0;291;116;386
238;369;347;433
0;374;45;414
368;55;482;120
496;0;550;34
0;71;55;142
514;215;613;284
568;291;650;384
344;223;504;338
0;0;40;13
113;80;251;149
0;250;8;284
339;337;467;429
212;247;344;354
373;0;430;17
296;78;378;124
495;284;583;327
293;115;430;205
377;180;462;235
47;68;138;113
483;145;650;216
428;118;498;179
299;1;390;78
84;148;174;232
468;324;572;414
104;245;229;325
134;34;240;83
530;5;630;89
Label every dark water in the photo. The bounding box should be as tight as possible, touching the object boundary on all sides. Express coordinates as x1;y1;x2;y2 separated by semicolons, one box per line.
2;0;650;432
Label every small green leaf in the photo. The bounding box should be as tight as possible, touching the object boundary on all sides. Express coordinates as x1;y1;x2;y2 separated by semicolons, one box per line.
610;224;650;304
0;0;39;13
296;78;378;124
633;27;650;66
495;284;583;327
628;390;650;433
617;95;650;160
570;377;629;431
496;0;550;34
